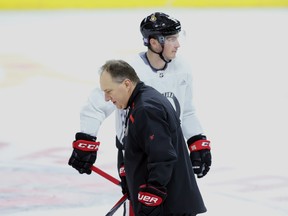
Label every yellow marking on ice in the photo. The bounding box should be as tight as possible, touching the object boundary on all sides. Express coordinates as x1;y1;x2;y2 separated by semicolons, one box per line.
0;55;94;88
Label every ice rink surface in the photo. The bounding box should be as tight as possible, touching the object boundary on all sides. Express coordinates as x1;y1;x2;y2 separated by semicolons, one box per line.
0;8;288;216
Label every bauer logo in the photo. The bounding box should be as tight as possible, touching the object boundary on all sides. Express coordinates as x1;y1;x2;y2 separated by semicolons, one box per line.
138;192;162;206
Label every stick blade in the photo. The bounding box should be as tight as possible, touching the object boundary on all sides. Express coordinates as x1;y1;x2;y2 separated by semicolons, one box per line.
105;194;128;216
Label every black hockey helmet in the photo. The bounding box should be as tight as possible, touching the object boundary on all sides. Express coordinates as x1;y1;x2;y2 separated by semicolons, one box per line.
140;12;181;46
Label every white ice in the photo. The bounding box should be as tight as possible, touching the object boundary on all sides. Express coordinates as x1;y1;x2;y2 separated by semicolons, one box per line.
0;8;288;216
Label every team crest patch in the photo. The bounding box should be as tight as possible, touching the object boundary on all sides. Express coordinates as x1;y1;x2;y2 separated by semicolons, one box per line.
150;14;157;22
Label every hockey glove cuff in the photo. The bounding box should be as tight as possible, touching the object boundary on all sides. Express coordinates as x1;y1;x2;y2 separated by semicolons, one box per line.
138;184;167;216
187;134;211;178
119;164;130;198
68;132;100;175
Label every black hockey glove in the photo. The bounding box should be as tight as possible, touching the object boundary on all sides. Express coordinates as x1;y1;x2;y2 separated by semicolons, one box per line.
187;135;211;178
68;132;100;175
119;163;130;198
137;184;167;216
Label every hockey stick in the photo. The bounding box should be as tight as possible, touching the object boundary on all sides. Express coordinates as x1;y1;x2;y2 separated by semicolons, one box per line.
91;165;121;186
105;193;128;216
90;166;129;215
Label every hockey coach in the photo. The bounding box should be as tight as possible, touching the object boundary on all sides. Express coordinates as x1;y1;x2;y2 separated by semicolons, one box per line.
99;59;207;216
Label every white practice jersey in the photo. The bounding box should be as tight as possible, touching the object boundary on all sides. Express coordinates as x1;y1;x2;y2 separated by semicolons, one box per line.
80;52;204;143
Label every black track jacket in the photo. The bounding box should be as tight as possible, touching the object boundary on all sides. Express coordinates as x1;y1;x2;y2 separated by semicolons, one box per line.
123;82;207;215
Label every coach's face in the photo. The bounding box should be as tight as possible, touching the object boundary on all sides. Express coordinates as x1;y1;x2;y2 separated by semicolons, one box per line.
100;70;132;109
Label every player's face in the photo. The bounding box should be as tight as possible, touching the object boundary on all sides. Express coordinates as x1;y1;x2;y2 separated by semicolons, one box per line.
100;71;130;109
163;34;180;60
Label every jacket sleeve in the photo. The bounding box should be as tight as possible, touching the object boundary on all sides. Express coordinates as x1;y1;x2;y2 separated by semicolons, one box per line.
133;106;178;187
80;87;115;137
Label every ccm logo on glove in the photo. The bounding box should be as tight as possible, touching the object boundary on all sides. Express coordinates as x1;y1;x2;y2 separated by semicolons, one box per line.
73;140;100;151
138;192;163;206
189;140;210;152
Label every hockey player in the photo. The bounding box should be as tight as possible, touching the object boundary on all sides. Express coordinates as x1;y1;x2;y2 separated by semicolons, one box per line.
99;59;207;215
68;12;211;215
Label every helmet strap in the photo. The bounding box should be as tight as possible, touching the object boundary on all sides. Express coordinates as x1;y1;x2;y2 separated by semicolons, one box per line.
148;44;171;64
159;51;172;64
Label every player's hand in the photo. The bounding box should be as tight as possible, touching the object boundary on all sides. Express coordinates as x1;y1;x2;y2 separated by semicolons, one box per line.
68;132;100;175
137;184;167;216
187;135;211;178
119;164;130;198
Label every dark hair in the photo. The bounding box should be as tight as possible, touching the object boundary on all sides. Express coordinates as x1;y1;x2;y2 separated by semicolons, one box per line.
100;60;140;84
